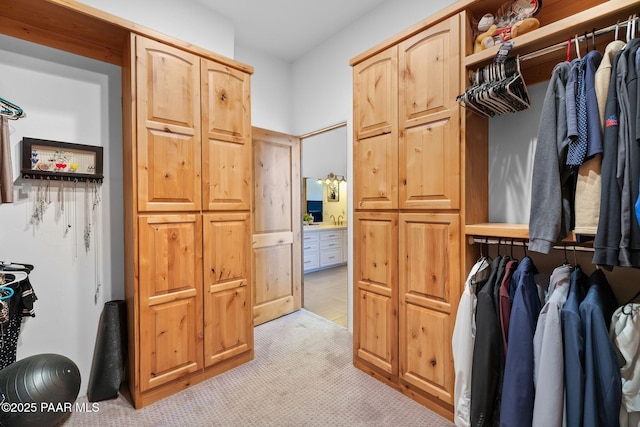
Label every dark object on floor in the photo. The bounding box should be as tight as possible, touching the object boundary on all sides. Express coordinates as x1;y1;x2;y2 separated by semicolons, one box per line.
0;353;81;427
87;300;127;402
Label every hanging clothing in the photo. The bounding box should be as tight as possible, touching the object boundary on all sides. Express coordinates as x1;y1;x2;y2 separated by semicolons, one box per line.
532;264;571;427
453;258;491;427
581;269;622;427
471;256;504;427
610;303;640;427
594;50;624;268
0;116;13;204
596;41;627;129
499;259;518;357
0;269;37;369
529;62;573;253
500;256;541;427
562;265;588;427
566;58;588;167
618;39;640;267
574;50;603;235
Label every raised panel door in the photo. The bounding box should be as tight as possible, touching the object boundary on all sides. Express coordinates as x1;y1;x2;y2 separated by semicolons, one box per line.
353;46;398;210
202;59;251;211
202;212;253;367
136;36;201;212
353;46;397;140
398;213;460;404
353;212;398;374
138;214;203;391
398;16;460;209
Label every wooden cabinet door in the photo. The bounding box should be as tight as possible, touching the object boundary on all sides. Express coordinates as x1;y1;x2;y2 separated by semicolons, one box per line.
353;46;398;210
201;59;252;211
252;127;301;325
398;16;460;209
353;212;398;375
135;36;202;212
138;214;203;391
398;213;460;405
202;213;253;367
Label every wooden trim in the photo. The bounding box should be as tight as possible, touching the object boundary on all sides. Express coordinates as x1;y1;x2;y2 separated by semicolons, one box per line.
298;122;347;139
0;0;253;73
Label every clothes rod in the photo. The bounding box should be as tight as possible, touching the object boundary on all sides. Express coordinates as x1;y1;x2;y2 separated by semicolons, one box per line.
470;237;595;253
519;17;637;63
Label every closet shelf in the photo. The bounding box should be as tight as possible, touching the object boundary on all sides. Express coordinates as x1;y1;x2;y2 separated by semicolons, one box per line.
464;0;640;70
465;223;591;243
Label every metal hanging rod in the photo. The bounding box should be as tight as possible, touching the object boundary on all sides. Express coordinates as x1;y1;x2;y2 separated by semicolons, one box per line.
520;16;638;63
470;237;595;253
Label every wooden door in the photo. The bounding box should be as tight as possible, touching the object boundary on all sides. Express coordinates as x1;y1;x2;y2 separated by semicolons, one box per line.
353;212;398;375
201;59;252;211
138;214;203;391
353;46;398;210
135;36;201;212
202;212;253;367
398;213;460;405
252;127;301;325
398;16;460;210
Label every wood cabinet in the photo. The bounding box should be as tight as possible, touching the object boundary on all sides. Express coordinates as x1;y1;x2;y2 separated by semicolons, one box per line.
351;0;640;421
127;34;253;408
351;13;462;419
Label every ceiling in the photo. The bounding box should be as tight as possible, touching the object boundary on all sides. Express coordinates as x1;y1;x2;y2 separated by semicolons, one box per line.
193;0;388;62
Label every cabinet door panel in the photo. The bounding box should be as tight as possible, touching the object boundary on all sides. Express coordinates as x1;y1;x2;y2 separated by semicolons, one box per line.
203;213;253;367
354;132;398;209
353;46;398;140
399;213;459;404
399;16;460;209
136;36;201;211
202;59;251;211
138;214;203;391
353;212;398;374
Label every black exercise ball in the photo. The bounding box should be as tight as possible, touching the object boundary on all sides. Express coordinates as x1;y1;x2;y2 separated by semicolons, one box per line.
0;353;81;427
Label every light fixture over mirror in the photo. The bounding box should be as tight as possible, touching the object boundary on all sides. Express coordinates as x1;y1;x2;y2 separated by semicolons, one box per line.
317;172;346;185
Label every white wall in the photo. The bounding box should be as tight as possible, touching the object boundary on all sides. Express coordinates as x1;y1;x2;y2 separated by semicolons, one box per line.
235;45;294;133
77;0;235;59
0;35;122;396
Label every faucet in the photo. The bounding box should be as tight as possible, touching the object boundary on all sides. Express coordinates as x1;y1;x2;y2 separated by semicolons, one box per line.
337;215;344;225
330;215;336;225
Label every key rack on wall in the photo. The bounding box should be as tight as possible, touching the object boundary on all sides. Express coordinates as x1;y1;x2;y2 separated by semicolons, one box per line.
20;137;104;183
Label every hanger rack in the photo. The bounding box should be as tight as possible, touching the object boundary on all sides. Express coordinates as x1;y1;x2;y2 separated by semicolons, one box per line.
469;236;595;253
520;15;638;63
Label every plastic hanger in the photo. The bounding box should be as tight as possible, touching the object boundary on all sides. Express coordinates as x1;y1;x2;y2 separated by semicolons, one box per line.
1;271;27;287
0;97;26;120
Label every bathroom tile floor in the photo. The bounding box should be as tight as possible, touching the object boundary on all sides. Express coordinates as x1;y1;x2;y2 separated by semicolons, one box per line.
303;265;348;327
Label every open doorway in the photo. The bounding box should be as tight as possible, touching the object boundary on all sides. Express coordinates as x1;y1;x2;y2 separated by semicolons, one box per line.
300;123;348;327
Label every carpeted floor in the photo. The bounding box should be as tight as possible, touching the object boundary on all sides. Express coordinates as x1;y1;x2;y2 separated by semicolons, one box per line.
61;309;454;427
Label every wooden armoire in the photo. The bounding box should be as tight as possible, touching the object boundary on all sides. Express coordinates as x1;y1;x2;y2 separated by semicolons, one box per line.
0;0;255;408
350;0;638;420
124;35;253;407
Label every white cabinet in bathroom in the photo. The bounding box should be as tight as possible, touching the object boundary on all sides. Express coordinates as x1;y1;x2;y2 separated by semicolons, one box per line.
303;226;347;273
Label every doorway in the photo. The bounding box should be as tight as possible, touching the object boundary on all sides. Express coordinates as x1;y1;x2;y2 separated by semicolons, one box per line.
300;123;348;327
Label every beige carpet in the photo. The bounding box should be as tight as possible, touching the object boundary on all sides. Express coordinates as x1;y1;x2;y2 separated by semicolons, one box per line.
61;309;454;427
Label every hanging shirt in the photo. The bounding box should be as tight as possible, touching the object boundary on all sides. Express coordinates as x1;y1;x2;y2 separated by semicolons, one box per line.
618;39;640;267
574;50;603;236
596;41;627;128
610;303;640;427
529;62;573;254
471;256;504;427
580;269;622;427
561;266;588;427
594;51;623;268
500;256;541;427
532;264;571;427
499;259;518;358
453;258;491;427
